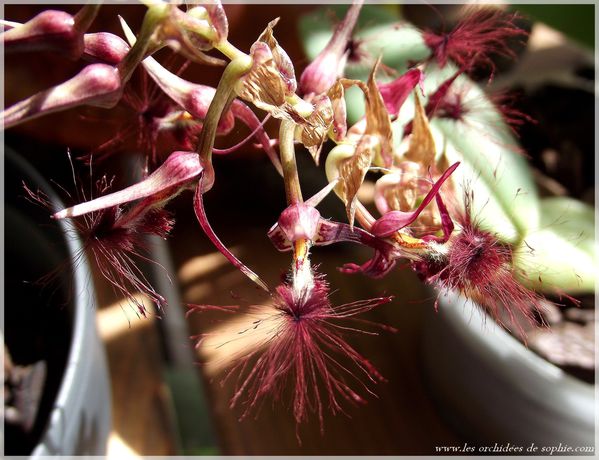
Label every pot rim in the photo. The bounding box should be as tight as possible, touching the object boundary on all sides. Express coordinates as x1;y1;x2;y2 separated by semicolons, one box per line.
6;149;101;454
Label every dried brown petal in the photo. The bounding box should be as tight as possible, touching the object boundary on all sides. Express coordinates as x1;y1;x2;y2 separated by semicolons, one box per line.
256;18;296;93
236;21;302;121
237;41;288;111
335;135;378;226
299;94;333;164
327;78;366;143
375;162;421;214
365;59;394;168
327;81;347;142
405;92;436;169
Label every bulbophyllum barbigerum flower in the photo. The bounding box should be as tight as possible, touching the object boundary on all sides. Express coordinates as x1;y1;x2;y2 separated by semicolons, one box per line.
325;61;422;227
423;6;527;79
51;150;268;312
24;167;174;317
119;17;281;173
267;182;401;278
190;268;394;440
410;191;547;336
233;18;336;163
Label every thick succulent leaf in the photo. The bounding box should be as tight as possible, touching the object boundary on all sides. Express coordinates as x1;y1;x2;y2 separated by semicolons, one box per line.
512;197;596;294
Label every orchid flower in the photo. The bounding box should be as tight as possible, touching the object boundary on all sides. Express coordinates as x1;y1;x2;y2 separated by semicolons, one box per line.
25;165;175;317
120;16;282;174
191;272;394;440
52;149;267;301
423;6;527;78
1;3;229;129
410;191;546;335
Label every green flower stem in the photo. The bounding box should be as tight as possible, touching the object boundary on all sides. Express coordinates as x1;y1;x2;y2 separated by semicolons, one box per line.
279;120;303;206
215;39;249;62
118;4;169;84
73;4;101;32
196;55;253;191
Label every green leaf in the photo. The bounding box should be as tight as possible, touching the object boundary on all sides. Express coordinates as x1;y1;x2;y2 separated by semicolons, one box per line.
513;197;596;294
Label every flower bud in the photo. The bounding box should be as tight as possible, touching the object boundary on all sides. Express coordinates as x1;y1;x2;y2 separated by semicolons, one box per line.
3;5;100;59
299;2;363;97
53;151;203;219
2;10;82;58
278;204;322;243
2;63;123;129
83;32;130;65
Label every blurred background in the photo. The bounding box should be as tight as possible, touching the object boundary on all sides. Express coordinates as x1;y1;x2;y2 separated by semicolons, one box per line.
3;3;595;456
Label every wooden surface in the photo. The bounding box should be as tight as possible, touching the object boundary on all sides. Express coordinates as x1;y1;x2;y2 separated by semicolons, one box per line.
95;276;179;457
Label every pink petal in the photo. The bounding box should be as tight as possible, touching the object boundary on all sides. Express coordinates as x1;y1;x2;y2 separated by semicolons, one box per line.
371;162;460;237
2;63;122;129
83;32;130;65
53;151;202;219
299;1;363;96
378;68;423;117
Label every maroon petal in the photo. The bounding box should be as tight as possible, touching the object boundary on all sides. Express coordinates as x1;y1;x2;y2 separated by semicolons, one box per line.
422;192;455;243
378;68;423;117
371;162;460;238
339;251;397;279
193;179;269;291
54;151;202;219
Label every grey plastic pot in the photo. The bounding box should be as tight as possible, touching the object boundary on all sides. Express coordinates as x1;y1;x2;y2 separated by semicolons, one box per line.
422;291;594;448
4;150;112;456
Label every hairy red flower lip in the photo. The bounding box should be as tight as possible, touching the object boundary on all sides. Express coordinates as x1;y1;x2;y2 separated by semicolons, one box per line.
412;192;547;335
423;7;528;78
191;271;395;438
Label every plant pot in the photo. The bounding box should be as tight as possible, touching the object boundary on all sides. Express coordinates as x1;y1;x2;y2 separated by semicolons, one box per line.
3;149;112;456
421;290;594;448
